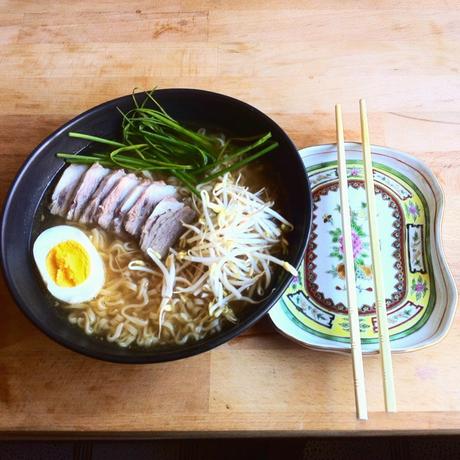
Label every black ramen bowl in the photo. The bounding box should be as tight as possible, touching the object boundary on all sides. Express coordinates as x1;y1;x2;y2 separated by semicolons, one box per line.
0;89;311;363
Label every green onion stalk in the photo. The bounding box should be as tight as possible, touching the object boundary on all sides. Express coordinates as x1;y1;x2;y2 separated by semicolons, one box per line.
57;91;278;197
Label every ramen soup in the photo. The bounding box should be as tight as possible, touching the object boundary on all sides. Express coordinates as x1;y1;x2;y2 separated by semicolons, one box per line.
32;96;296;348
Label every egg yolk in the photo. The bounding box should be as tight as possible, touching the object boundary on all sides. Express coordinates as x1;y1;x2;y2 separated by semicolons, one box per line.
46;240;90;287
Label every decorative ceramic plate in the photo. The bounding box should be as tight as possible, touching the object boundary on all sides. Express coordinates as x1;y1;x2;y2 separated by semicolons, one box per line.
269;143;457;354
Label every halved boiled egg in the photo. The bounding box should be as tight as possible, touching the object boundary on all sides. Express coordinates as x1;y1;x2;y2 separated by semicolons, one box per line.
33;225;105;303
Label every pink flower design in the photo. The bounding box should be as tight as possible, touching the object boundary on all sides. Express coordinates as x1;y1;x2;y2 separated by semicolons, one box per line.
339;230;363;258
350;168;360;176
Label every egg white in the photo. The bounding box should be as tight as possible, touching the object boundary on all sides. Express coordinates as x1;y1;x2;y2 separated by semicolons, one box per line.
33;225;105;303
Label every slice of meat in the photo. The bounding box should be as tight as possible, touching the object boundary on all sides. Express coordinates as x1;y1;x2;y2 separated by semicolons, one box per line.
140;200;196;257
123;182;176;238
79;169;126;224
112;180;150;235
66;163;111;221
49;164;88;216
96;173;140;230
140;197;184;246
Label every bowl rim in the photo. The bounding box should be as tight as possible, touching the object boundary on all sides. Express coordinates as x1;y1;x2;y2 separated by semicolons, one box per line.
0;88;312;363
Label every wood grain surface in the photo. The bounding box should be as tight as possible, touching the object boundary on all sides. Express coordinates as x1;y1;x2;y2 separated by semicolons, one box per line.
0;0;459;436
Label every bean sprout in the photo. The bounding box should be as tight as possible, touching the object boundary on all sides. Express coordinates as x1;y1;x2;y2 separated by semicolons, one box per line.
175;172;297;316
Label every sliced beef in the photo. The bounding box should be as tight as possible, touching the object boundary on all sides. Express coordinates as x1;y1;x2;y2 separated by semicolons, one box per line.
112;180;150;235
140;199;196;257
49;164;88;216
96;173;139;230
79;169;126;224
66;163;111;221
123;181;176;238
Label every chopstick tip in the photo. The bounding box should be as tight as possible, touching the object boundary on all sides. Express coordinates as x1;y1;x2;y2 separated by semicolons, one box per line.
335;104;342;117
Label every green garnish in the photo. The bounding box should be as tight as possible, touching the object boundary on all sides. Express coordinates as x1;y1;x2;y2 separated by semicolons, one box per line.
57;91;278;197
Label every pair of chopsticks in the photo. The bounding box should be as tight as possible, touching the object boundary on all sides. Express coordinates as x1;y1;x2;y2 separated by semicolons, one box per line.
335;100;396;420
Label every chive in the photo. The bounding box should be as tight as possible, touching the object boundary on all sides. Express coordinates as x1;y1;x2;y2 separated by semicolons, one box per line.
136;109;213;149
199;142;279;184
58;91;279;197
193;133;273;174
139;128;210;166
56;153;113;167
143;90;172;118
109;144;148;160
174;172;200;197
68;132;125;148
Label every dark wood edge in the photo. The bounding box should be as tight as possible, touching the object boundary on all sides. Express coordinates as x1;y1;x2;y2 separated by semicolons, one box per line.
1;430;460;440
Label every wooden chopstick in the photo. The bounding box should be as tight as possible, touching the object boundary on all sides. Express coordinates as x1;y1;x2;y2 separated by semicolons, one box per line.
335;104;368;420
359;99;397;412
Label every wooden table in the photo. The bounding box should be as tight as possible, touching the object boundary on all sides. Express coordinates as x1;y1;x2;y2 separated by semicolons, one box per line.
1;0;459;437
